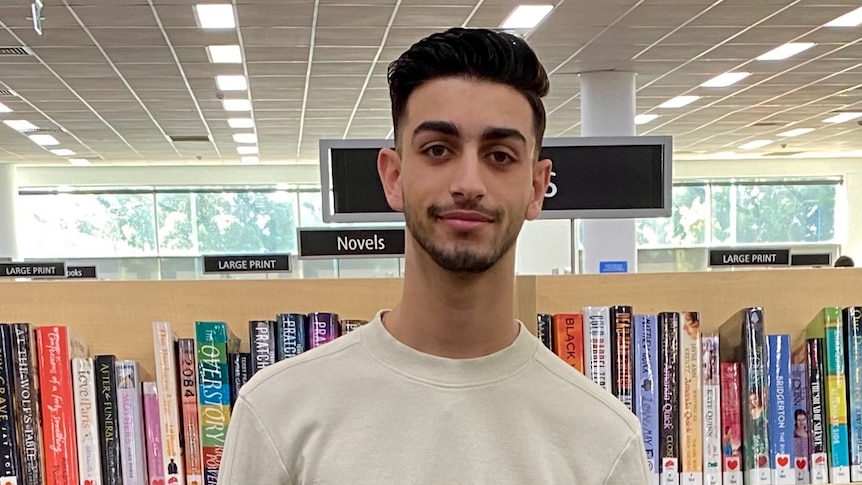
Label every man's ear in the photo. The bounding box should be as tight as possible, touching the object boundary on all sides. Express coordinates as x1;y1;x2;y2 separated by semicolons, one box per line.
526;157;552;221
377;146;404;212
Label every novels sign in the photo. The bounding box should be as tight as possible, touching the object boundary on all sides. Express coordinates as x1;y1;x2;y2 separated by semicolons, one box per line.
203;254;292;274
66;266;98;279
298;228;405;259
709;248;791;267
0;261;67;279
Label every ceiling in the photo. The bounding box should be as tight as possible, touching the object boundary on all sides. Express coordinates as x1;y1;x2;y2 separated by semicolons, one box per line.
0;0;861;167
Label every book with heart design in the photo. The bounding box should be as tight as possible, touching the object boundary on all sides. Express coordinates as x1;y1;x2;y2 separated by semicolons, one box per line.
766;334;795;484
634;313;659;485
720;362;743;485
790;349;811;484
700;333;721;485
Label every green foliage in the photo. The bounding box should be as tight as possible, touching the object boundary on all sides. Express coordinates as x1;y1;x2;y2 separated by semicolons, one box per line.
75;194;156;253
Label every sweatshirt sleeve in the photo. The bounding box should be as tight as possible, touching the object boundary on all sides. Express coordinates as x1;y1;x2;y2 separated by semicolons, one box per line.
218;395;293;485
603;430;651;485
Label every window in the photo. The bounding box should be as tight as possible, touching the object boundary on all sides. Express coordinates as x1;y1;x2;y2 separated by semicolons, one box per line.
731;183;836;244
637;185;709;248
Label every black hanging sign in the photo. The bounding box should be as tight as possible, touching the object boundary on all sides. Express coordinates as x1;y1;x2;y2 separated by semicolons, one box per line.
66;266;98;279
298;228;406;259
202;254;292;274
709;248;791;267
0;261;67;278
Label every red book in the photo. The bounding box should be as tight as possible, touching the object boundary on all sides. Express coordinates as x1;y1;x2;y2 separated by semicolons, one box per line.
552;313;585;374
36;326;88;485
720;362;743;484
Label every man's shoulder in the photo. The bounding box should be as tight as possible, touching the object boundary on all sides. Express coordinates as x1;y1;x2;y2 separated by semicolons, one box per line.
239;325;366;399
531;346;641;434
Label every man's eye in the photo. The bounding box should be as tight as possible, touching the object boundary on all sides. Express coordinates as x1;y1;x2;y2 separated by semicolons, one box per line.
425;145;449;157
490;151;514;164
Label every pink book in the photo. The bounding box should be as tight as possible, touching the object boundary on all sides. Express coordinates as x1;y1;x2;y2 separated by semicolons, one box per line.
720;363;743;485
143;382;165;485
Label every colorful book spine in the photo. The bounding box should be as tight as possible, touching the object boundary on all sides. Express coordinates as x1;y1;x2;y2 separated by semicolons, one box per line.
276;313;308;361
720;362;743;485
340;320;365;335
152;322;186;485
736;308;770;485
536;314;554;351
808;338;830;484
196;321;239;485
95;355;122;485
807;307;850;483
36;325;88;485
791;346;811;484
552;313;585;375
309;313;339;348
72;357;102;485
0;324;22;484
10;323;43;485
659;311;680;485
249;320;276;375
679;311;702;485
843;306;862;481
178;339;203;485
583;306;612;392
141;382;164;485
115;361;147;485
610;306;634;411
634;314;659;485
766;334;794;484
700;333;721;485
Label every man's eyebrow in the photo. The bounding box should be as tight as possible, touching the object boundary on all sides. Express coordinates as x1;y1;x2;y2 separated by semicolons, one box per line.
481;127;526;145
413;120;459;139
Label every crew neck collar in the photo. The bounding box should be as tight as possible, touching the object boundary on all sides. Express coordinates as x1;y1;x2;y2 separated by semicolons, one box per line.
359;310;538;387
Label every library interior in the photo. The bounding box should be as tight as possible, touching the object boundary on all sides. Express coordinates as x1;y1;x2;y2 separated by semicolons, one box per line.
1;1;862;484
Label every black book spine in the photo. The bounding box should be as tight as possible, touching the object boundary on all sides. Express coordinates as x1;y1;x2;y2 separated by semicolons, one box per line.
536;314;554;351
277;313;308;360
611;305;634;412
10;323;41;485
808;338;827;457
0;324;21;482
659;311;680;474
229;352;251;410
249;320;277;375
95;354;123;485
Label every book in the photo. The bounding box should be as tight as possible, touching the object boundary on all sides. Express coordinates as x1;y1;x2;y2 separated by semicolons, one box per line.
634;314;659;485
249;320;276;375
178;338;203;485
679;311;703;485
116;361;147;485
720;362;743;485
152;322;186;485
766;334;794;484
0;324;22;484
700;333;721;485
72;357;102;485
659;311;680;485
228;353;250;410
309;312;339;348
95;354;122;485
583;306;612;392
142;382;165;485
807;338;830;484
10;323;43;485
552;313;585;375
610;306;634;411
536;314;554;351
791;347;811;484
276;313;308;361
843;306;862;481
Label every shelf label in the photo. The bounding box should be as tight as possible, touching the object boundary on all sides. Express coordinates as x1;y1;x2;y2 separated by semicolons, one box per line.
298;228;405;258
0;261;66;278
599;261;629;273
709;248;790;267
66;266;97;279
202;254;292;274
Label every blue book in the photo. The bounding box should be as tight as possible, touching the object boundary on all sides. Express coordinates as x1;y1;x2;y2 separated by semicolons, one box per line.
276;313;308;360
633;314;659;483
843;307;862;481
767;334;795;484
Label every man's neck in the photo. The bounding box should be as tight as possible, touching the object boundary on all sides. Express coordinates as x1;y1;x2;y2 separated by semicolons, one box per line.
383;242;520;359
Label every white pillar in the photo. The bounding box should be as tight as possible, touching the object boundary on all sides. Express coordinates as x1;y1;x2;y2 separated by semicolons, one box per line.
0;164;18;260
579;71;638;274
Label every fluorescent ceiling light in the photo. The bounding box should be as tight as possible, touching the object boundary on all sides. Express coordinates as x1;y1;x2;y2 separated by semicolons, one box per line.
658;95;700;108
634;114;658;125
777;128;815;137
50;149;75;156
739;139;774;150
0;102;12;113
207;45;242;63
710;151;738;159
2;120;37;131
28;134;60;146
232;133;257;144
757;42;815;61
237;145;258;155
222;99;252;111
68;158;92;166
228;118;254;128
194;4;236;29
500;5;554;29
701;72;751;88
216;75;247;91
823;112;862;123
240;156;260;165
825;6;862;27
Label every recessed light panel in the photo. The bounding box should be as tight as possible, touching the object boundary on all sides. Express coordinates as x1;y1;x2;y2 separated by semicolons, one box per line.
194;4;236;29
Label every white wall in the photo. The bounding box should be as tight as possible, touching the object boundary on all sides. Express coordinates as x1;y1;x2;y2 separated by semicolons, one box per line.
13;156;862;274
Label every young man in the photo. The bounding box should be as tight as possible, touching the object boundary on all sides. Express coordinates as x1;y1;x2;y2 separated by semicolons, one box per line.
219;28;651;484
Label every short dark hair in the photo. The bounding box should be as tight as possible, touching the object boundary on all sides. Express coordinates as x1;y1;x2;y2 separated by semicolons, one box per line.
387;28;550;157
835;255;855;267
